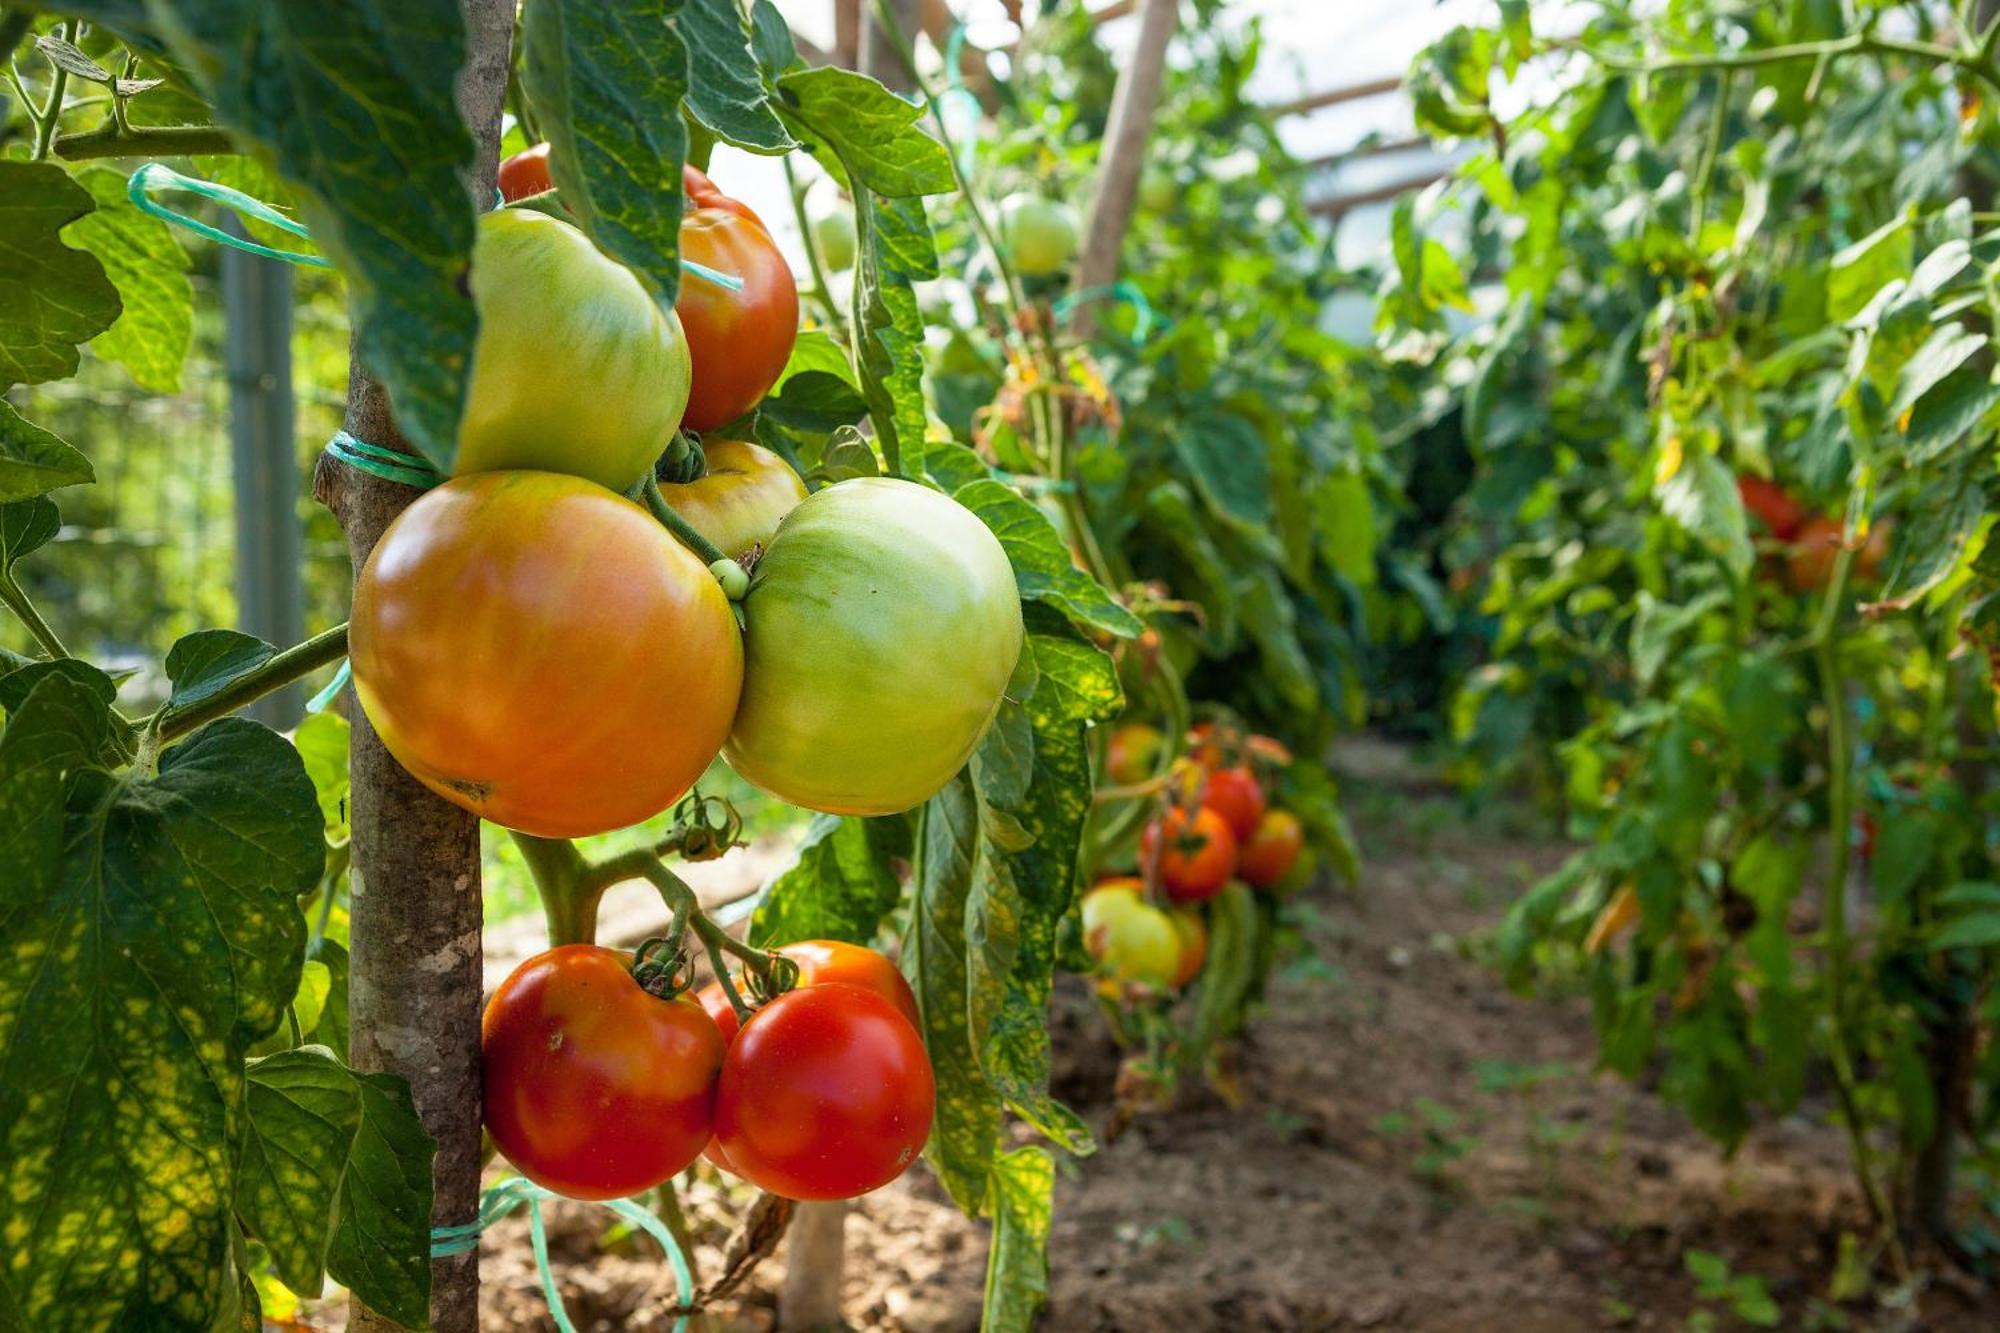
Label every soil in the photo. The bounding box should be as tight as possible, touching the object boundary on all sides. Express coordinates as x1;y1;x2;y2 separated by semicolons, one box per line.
309;741;2000;1332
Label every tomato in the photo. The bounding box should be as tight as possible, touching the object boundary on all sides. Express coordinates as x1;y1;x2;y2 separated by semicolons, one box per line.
812;208;856;271
1140;805;1238;903
456;210;692;492
1197;766;1266;841
1737;474;1805;541
773;940;922;1030
483;945;725;1200
656;438;807;558
1786;516;1842;591
1105;722;1166;785
1168;907;1207;988
712;983;935;1200
678;207;799;431
497;142;553;202
350;472;742;837
696;980;741;1045
999;193;1079;276
727;478;1024;814
684;161;767;229
1080;881;1181;987
1138;167;1178;214
1238;809;1304;889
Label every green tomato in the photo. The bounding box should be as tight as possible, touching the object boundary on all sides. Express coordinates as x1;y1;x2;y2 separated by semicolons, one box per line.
1138;167;1178;214
454;209;692;491
1080;883;1181;988
812;209;856;271
726;477;1023;815
999;193;1079;276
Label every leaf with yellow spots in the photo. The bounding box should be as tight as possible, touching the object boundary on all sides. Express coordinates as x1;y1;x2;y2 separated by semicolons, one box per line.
0;672;323;1329
238;1046;433;1326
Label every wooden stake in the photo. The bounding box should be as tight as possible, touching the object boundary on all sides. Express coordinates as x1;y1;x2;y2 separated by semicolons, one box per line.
313;1;510;1327
1072;0;1178;338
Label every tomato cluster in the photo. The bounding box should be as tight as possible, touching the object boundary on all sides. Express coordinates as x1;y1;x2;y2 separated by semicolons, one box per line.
351;158;1026;837
486;940;933;1202
1736;474;1891;593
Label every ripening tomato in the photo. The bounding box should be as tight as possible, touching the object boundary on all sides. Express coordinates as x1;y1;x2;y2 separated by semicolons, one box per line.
727;478;1024;814
1080;880;1181;987
656;439;807;558
497;143;553;202
684;162;767;229
1736;474;1806;542
678;206;799;431
998;193;1079;276
1197;766;1266;841
712;983;935;1200
1238;809;1304;890
483;945;726;1200
700;940;918;1042
350;473;742;837
812;208;857;270
1105;722;1166;785
1168;907;1207;988
456;210;693;492
1141;805;1239;903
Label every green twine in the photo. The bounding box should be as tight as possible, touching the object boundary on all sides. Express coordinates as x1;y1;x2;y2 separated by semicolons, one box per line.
1054;280;1161;343
430;1176;695;1333
128;163;332;268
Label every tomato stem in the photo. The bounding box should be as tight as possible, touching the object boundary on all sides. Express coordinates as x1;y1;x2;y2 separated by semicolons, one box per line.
149;621;351;742
641;473;732;569
511;833;602;947
635;854;775;1023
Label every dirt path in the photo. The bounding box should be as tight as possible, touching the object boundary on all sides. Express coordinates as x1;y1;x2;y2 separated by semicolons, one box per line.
449;748;1999;1330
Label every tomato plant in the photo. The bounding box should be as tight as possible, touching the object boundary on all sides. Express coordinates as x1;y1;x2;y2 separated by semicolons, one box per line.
483;945;724;1200
350;472;741;838
456;209;693;492
712;983;936;1201
726;477;1025;814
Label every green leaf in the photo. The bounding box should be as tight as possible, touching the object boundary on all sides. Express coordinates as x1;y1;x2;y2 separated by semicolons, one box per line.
1658;453;1752;576
1903;367;2000;465
1020;614;1121;725
0;677;322;1330
1828;214;1913;323
1311;471;1376;586
0;399;94;502
776;67;954;197
981;1146;1054;1333
164;628;276;714
952;479;1142;638
679;0;796;152
760;369;869;434
750;0;799;78
749;812;913;946
775;327;858;391
1190;883;1260;1057
970;700;1035;809
525;0;692;309
309;940;352;1062
1887;323;1985;421
1930;911;2000;951
295;711;351;845
68;166;193;393
0;657;121;718
1175;411;1273;530
135;1;480;471
1407;26;1495;138
237;1047;432;1325
0;496;61;573
0;160;121;389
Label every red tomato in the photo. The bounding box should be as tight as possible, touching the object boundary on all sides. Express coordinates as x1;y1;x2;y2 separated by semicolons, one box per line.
696;981;741;1045
1141;806;1239;903
1238;809;1304;889
1786;516;1842;591
349;473;743;838
1199;767;1267;841
678;207;799;430
1105;722;1165;785
483;945;725;1200
684;162;768;229
1737;474;1805;541
497;143;553;202
712;983;935;1200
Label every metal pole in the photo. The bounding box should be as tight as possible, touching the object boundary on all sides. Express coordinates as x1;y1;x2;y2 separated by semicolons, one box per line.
222;214;304;728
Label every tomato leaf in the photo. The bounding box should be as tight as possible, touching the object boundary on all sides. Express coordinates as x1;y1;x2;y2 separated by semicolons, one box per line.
524;0;691;310
0;161;121;389
0;495;62;574
1188;883;1260;1059
679;0;796;153
164;628;277;713
759;369;869;434
952;478;1143;639
775;67;953;197
67;166;193;394
95;0;481;471
0;400;94;503
237;1046;433;1324
295;710;351;845
748;812;913;946
0;675;322;1330
981;1146;1055;1333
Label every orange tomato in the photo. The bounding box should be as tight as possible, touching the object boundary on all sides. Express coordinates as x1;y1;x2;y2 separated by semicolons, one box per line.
1238;809;1304;889
656;438;807;558
1140;806;1239;903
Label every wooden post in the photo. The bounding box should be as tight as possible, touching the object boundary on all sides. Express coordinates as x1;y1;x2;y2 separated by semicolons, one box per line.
833;0;861;69
311;1;510;1328
1071;0;1177;338
860;0;920;86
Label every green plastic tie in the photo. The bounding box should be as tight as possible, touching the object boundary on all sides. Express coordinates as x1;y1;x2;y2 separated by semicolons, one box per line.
326;428;446;490
429;1176;694;1333
1054;280;1161;343
127;162;332;268
305;660;351;715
